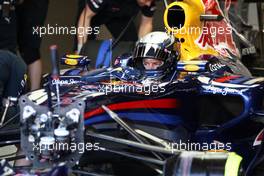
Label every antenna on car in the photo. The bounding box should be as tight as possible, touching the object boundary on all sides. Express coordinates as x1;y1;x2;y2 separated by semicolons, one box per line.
50;45;61;112
163;0;168;7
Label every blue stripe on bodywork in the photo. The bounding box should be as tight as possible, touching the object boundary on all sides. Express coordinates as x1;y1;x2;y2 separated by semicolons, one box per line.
84;112;183;126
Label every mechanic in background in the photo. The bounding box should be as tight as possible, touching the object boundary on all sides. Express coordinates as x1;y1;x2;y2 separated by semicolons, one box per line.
0;0;26;107
76;0;156;53
0;0;27;168
16;0;49;91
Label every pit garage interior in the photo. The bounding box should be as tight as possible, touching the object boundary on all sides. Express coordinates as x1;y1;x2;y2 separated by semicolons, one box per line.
41;0;264;75
0;0;264;176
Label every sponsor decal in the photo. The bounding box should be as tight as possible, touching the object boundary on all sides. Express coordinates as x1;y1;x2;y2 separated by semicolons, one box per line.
52;79;80;85
65;59;78;66
184;64;200;72
202;85;244;95
209;62;226;72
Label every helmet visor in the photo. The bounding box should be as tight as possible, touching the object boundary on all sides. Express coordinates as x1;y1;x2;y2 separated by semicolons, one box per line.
133;43;169;62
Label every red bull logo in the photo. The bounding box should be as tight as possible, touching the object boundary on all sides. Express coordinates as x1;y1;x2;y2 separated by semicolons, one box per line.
164;0;240;60
197;0;240;58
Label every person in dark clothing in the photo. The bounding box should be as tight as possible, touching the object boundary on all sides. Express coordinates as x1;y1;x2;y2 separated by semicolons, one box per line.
0;0;26;126
0;1;29;168
0;0;17;53
16;0;49;90
0;50;26;102
77;0;156;53
0;0;26;101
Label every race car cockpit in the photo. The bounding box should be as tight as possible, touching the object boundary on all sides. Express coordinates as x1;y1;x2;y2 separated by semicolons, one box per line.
131;31;178;81
2;0;264;175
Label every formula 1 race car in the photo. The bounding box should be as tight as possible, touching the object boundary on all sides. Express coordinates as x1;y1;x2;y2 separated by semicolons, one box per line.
1;0;264;176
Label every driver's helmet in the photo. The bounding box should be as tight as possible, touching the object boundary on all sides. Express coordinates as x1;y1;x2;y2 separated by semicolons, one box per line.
132;31;178;79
